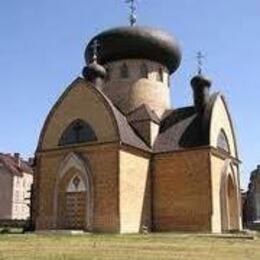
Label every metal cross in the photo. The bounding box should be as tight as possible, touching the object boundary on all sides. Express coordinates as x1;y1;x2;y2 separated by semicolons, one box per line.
125;0;137;26
196;51;205;75
90;39;100;63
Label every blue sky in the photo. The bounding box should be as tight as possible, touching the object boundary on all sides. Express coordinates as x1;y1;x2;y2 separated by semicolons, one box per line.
0;0;259;189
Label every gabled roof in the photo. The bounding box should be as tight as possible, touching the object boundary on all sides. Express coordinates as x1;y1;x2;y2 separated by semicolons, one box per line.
127;104;160;124
154;94;219;153
0;153;33;176
105;102;152;152
37;78;151;153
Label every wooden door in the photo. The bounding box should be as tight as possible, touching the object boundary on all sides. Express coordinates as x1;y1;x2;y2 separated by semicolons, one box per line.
65;192;86;230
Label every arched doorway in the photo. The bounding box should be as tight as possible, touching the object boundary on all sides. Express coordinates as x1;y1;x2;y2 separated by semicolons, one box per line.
58;170;87;230
220;161;240;232
54;153;94;231
226;175;239;230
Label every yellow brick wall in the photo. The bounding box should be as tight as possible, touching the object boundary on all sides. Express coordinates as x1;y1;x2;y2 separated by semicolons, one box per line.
210;154;224;233
210;95;237;158
119;149;151;233
210;152;242;232
153;149;212;232
41;79;118;150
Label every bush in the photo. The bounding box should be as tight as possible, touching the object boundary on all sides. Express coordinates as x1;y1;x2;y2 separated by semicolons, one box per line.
0;228;10;234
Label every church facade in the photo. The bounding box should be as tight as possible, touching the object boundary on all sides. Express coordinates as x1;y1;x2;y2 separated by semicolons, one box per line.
33;25;242;233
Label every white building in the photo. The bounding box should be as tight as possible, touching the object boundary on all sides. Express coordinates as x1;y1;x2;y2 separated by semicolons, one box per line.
0;153;33;220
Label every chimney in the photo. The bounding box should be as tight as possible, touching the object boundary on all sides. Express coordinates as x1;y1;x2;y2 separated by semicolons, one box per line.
191;74;212;115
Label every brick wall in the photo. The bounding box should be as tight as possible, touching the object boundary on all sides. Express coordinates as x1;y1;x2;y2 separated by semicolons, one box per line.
35;144;119;232
119;149;151;233
153;149;212;232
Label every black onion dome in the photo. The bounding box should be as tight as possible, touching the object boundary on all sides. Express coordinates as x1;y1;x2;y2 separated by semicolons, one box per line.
85;26;182;74
191;74;212;89
82;62;107;81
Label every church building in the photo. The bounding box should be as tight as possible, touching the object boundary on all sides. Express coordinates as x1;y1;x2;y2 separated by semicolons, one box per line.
33;14;242;233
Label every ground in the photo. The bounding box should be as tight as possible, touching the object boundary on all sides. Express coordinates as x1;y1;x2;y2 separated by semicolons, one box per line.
0;233;259;260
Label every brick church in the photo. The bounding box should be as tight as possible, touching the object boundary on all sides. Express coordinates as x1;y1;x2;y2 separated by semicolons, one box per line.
33;16;242;233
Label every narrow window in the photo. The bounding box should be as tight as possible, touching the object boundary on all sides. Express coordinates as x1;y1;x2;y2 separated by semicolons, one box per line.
158;68;164;82
140;63;149;79
167;74;170;87
217;129;230;153
120;63;129;79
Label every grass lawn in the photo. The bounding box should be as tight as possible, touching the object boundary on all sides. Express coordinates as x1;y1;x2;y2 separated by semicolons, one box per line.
0;233;259;260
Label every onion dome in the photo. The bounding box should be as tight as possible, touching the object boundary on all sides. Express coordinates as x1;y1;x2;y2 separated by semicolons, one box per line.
191;74;212;89
85;26;182;74
82;62;107;82
191;74;212;115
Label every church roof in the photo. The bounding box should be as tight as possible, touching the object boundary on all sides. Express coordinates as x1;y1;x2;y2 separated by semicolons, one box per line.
0;153;33;176
154;94;218;153
108;103;152;152
127;104;160;124
85;26;181;74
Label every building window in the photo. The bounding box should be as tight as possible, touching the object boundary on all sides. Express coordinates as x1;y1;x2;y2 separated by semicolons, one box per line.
120;63;129;79
157;68;164;82
58;119;97;146
140;63;148;79
217;130;230;153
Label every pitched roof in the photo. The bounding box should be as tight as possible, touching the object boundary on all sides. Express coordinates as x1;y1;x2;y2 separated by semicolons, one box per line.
0;153;33;176
154;93;219;153
113;107;151;152
97;90;152;152
127;104;160;124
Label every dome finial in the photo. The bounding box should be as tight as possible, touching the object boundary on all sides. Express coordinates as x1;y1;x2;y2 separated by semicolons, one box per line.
125;0;137;26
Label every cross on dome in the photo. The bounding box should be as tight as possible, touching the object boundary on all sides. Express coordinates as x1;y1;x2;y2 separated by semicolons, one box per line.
125;0;137;26
196;51;205;75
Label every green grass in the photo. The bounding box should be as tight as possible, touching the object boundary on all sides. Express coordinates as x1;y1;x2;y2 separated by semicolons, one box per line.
0;233;259;260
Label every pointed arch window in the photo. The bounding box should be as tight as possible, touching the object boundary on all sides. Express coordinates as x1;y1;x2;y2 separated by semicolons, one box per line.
58;119;97;146
120;63;129;79
217;129;230;153
140;63;149;79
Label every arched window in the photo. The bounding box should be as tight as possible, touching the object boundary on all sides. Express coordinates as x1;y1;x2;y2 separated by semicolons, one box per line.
120;63;129;79
217;130;230;153
140;63;148;79
59;119;97;146
157;68;164;82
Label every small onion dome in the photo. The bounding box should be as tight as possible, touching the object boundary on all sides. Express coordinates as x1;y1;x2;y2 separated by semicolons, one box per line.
85;26;182;74
82;62;107;82
190;74;212;115
191;74;212;89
